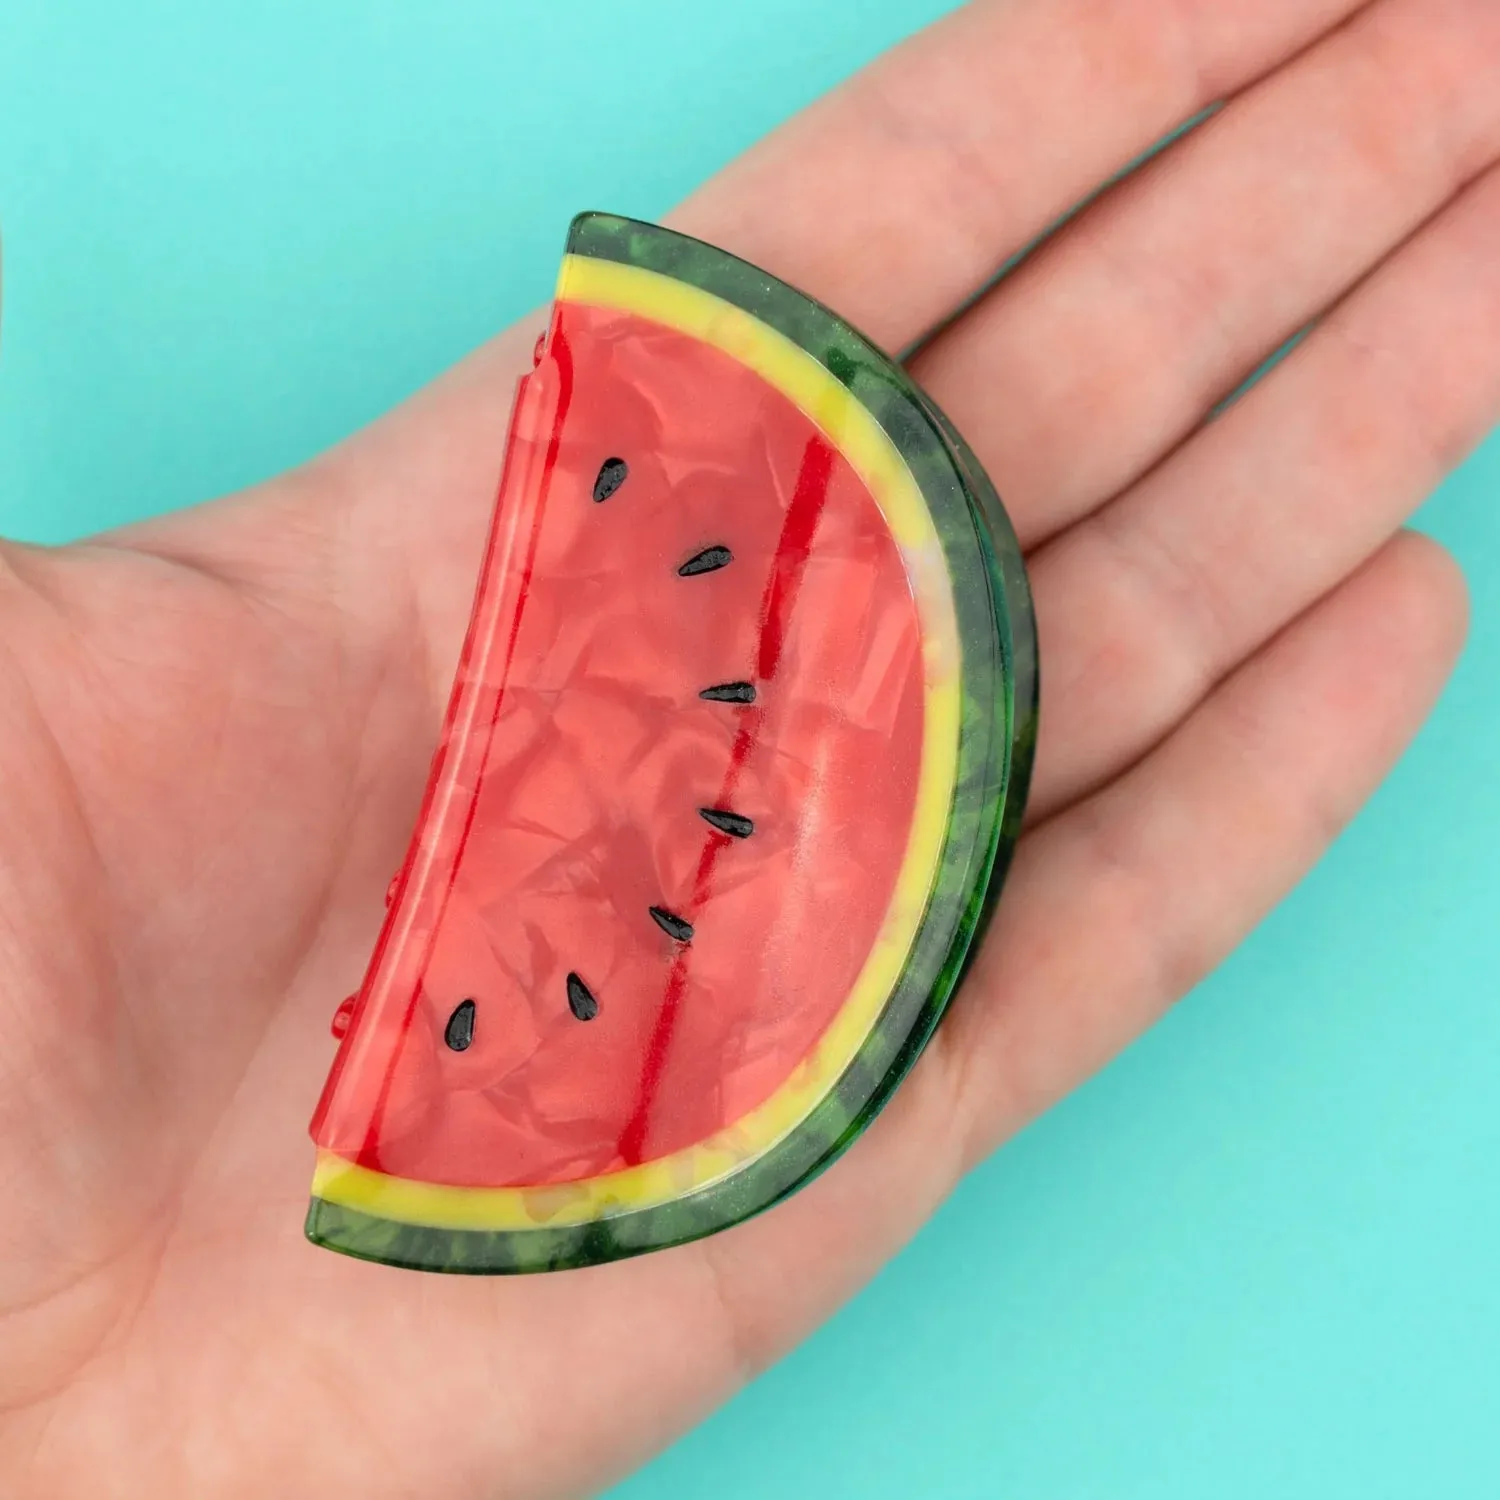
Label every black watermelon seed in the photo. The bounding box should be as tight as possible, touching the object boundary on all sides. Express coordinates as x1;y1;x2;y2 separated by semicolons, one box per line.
699;807;754;839
649;906;695;943
566;972;599;1022
699;681;757;704
678;545;733;578
444;998;477;1052
592;457;629;503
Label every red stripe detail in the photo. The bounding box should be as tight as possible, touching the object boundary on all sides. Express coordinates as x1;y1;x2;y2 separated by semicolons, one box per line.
618;435;836;1166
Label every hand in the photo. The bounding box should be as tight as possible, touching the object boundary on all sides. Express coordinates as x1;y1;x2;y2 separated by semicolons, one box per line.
2;1;1497;1494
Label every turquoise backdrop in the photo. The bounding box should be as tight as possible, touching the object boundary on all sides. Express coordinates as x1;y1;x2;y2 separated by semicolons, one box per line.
2;3;1496;1495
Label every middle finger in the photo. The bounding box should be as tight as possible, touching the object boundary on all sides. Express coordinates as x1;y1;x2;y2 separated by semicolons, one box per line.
913;0;1500;546
1030;158;1500;820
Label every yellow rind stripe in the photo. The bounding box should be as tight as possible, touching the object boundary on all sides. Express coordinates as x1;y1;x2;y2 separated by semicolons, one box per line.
313;256;963;1232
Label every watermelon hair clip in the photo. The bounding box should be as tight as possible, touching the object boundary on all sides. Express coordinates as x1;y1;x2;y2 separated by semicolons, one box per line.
306;214;1039;1274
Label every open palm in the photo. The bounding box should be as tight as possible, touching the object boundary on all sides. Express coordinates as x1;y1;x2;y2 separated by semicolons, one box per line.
4;1;1499;1494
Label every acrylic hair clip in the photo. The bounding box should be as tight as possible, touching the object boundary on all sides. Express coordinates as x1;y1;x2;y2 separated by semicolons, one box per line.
305;214;1038;1273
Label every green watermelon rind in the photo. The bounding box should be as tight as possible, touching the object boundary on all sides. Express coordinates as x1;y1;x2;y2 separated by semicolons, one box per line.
306;214;1038;1274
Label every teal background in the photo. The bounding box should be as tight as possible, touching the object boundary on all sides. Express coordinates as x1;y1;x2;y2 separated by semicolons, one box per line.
1;2;1495;1495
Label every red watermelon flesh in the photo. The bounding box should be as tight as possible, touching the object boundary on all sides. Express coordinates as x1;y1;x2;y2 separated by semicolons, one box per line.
310;298;925;1189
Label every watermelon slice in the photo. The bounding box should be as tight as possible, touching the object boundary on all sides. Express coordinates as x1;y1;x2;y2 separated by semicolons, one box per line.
306;214;1037;1274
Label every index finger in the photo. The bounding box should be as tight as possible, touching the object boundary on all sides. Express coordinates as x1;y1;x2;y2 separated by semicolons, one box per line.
674;0;1374;353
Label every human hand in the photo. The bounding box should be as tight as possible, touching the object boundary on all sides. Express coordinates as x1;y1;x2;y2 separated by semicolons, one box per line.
3;1;1498;1494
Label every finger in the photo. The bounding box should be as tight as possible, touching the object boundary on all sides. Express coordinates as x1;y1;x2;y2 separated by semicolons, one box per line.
947;530;1467;1160
913;0;1500;545
1027;158;1500;819
673;0;1371;353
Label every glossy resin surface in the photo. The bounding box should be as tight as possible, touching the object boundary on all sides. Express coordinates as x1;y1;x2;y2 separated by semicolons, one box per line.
307;214;1037;1273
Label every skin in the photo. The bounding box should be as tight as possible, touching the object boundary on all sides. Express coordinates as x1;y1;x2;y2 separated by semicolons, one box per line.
1;0;1498;1493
